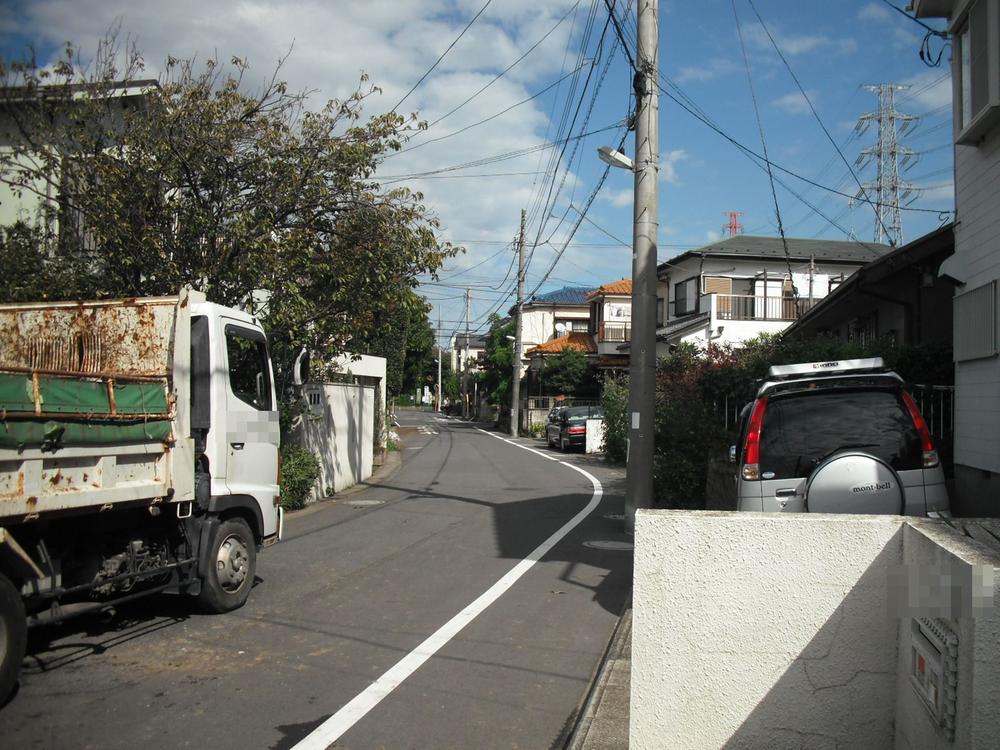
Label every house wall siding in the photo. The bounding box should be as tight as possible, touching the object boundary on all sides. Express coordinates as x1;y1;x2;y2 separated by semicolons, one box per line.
953;121;1000;505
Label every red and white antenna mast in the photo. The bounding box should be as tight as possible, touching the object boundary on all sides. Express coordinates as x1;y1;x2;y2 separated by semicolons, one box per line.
722;211;744;236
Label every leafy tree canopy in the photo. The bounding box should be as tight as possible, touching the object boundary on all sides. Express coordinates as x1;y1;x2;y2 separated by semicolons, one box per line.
540;347;596;397
0;36;461;387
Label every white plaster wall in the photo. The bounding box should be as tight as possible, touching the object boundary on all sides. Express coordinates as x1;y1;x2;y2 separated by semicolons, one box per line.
297;383;374;498
585;418;605;454
521;308;555;359
332;353;387;447
894;521;1000;750
631;511;904;750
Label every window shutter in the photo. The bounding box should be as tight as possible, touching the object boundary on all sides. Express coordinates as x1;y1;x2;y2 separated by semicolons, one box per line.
703;276;732;295
954;281;998;361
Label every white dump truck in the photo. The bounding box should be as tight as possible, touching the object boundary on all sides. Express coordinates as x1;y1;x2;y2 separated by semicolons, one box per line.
0;288;296;701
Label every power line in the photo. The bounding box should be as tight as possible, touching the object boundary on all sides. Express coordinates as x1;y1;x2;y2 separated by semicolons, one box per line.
391;0;494;113
655;80;949;216
378;123;622;182
747;0;896;245
733;0;797;297
424;2;582;130
389;62;589;158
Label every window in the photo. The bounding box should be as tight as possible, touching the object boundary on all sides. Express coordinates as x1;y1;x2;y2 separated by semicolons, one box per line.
758;390;922;480
656;296;664;326
225;325;273;410
674;277;698;316
956;0;1000;144
954;281;997;361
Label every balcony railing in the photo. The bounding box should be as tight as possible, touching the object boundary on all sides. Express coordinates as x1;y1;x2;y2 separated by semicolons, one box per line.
714;294;819;322
598;321;631;343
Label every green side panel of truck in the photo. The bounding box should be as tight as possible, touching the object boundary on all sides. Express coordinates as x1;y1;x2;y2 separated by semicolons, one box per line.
0;372;171;449
0;419;171;449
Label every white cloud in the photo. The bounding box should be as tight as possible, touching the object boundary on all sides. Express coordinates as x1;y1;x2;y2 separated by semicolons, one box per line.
603;188;633;208
675;58;739;84
899;69;953;112
858;3;892;22
771;90;817;115
741;23;855;57
660;149;688;184
705;229;722;243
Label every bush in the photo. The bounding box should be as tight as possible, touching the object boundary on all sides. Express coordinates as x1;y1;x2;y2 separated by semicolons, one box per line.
600;376;629;463
529;422;546;437
600;334;954;510
279;445;320;511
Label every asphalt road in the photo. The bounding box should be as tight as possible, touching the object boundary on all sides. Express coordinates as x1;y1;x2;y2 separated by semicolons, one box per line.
0;411;632;749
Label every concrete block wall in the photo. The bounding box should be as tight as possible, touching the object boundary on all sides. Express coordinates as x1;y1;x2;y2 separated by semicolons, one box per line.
894;521;1000;750
296;382;374;498
632;511;1000;750
632;512;903;749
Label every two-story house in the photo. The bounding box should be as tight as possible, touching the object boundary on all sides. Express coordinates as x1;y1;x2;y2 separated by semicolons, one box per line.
514;285;593;364
0;79;158;234
588;278;632;370
451;332;488;375
656;235;891;352
913;0;1000;513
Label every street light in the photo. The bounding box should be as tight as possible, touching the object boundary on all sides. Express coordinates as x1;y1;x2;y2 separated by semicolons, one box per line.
597;145;635;171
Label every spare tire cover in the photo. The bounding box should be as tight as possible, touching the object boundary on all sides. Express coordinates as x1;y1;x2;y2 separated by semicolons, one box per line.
806;452;904;515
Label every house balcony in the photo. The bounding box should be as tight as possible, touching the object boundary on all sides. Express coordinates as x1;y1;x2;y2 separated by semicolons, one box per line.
598;321;631;343
713;294;819;322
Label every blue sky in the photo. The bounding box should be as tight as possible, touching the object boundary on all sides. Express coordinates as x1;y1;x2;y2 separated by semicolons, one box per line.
0;0;953;346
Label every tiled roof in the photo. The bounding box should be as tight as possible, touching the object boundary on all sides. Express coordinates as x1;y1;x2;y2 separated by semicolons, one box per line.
527;285;594;306
660;235;893;270
587;278;632;298
526;332;597;356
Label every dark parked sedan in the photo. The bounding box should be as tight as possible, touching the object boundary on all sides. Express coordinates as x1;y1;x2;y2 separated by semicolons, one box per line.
546;405;604;451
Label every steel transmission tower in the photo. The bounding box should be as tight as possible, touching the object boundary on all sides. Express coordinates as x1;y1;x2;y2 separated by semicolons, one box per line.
854;84;916;246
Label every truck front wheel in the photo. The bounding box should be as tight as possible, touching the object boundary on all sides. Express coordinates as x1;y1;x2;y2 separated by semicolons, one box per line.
198;518;257;613
0;572;26;703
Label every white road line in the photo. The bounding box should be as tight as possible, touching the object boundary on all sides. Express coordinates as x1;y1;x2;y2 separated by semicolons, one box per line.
291;428;604;750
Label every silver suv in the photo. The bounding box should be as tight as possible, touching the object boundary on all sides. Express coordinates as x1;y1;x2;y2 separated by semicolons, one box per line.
731;358;949;515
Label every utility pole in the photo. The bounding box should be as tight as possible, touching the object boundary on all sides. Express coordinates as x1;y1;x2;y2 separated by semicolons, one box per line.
436;307;442;412
510;209;527;438
856;83;915;246
625;0;659;533
463;288;471;419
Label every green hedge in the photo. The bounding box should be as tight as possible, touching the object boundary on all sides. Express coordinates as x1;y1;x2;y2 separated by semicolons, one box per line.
279;445;320;511
601;334;953;509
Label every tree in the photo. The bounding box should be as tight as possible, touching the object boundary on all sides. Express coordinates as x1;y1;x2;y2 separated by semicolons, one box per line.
478;315;516;406
352;289;436;398
0;38;459;385
540;347;596;397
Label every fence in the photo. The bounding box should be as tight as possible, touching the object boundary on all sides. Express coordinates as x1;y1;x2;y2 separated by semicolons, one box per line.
715;294;819;322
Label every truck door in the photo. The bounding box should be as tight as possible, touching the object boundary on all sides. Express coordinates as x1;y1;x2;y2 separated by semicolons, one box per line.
221;320;280;535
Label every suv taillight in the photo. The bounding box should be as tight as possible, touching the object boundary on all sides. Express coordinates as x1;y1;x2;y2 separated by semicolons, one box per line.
902;391;939;468
741;398;768;480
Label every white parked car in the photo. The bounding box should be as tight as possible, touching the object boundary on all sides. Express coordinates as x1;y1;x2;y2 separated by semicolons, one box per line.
731;358;950;515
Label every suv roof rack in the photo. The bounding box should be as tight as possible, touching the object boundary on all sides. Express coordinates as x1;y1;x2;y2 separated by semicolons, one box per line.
766;357;886;380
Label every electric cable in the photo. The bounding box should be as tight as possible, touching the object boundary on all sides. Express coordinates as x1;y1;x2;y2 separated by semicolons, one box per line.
391;0;494;113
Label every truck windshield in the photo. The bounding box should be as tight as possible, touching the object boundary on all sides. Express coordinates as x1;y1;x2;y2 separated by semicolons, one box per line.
226;327;272;411
758;389;921;480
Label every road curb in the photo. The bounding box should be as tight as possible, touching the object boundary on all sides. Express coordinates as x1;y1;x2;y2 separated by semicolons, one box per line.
565;592;633;750
285;449;403;519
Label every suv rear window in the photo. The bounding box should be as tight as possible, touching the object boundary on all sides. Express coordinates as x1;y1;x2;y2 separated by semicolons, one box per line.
759;389;921;480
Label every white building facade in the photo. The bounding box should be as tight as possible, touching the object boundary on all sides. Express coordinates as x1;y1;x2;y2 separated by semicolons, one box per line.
656;236;890;354
915;0;1000;513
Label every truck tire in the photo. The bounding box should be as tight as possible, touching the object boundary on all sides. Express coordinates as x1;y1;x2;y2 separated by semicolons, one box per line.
0;572;26;704
198;518;257;613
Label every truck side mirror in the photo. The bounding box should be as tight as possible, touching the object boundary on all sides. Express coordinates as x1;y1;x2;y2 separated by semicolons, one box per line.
293;348;310;387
